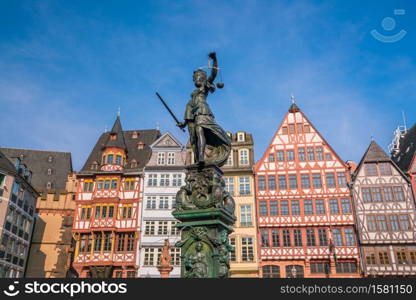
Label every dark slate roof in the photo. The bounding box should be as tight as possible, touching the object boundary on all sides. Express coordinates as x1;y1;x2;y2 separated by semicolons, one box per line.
392;123;416;172
0;149;18;175
0;147;73;193
105;116;127;150
80;129;161;174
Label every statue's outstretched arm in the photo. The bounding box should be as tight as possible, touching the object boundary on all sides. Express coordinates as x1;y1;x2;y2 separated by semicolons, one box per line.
208;52;218;83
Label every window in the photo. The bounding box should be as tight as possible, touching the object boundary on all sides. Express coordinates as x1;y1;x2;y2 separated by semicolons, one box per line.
289;124;295;134
171;221;179;236
148;174;157;186
259;201;268;217
270;200;278;216
115;155;122;165
332;228;343;246
170;248;181;266
304;200;313;215
312;174;322;188
80;207;91;220
144;221;155;235
293;229;302;247
341;199;351;214
237;132;245;142
278;175;287;189
159;196;169;209
271;230;280;247
367;216;377;231
306;229;316;246
330;199;339;214
287;150;294;161
304;125;310;133
311;262;330;274
371;188;382;202
224;177;234;195
146;196;156;209
107;154;113;164
241;237;254;261
377;215;387;231
83;181;93;192
261;230;270;247
160;174;170;186
336;262;357;274
104;180;110;189
229;238;236;262
239;150;249;165
326;173;336;188
366;251;376;265
362;188;372;202
281;200;289;215
301;174;310;189
111;179;117;189
240;205;252;226
325;153;332;160
399;215;411;230
296;123;303;134
143;248;155;266
337;172;347;187
344;228;355;246
225;152;233;166
172;174;182;187
167;152;175;165
94;233;102;252
315;200;325;214
393;187;405;201
307;147;315;160
268;154;275;162
157;221;168;235
383;187;394;202
315;147;323;160
282;230;291;247
378;251;390;265
318;229;328;246
268;176;276;190
103;232;112;251
291;200;300;215
239;177;250;195
282;127;288;134
389;215;399;231
379;163;392;175
95;206;101;218
276;151;284;161
124;179;135;191
157;153;165;165
396;251;408;265
258;176;266;191
365;163;378;176
298;147;305;161
289;175;297;189
263;265;280;278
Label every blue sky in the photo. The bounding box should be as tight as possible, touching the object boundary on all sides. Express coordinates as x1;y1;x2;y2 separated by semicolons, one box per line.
0;0;415;170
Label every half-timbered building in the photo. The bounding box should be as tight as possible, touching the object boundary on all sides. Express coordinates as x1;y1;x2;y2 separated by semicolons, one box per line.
351;140;416;277
254;103;360;278
71;115;160;278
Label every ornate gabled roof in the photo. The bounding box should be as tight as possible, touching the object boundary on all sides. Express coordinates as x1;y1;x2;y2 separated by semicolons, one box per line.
105;116;127;150
150;132;183;149
79;129;161;174
392;123;416;172
0;147;73;193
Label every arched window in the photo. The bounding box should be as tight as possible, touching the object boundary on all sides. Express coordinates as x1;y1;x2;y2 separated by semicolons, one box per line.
262;265;280;278
285;265;304;278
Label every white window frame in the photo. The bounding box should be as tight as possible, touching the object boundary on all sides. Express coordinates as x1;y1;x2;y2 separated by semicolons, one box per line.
167;152;175;165
239;149;249;165
157;153;165;165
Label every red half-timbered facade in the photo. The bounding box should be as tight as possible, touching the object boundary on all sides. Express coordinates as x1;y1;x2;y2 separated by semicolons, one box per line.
254;103;360;278
72;116;160;278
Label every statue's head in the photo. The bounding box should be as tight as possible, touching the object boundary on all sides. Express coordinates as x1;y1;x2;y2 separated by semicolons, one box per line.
195;242;203;252
193;69;207;88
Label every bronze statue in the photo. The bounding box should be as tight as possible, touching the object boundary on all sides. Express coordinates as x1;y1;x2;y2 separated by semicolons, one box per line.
177;52;231;167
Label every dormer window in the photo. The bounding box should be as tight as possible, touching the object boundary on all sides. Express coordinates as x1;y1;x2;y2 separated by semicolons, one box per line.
131;160;138;168
46;182;52;189
237;132;245;142
158;153;165;165
132;131;139;139
47;168;52;175
227;132;232;138
91;162;98;170
110;133;117;140
48;155;53;163
137;142;145;150
115;155;122;165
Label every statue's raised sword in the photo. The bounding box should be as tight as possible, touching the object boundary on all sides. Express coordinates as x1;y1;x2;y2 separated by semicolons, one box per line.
155;92;185;132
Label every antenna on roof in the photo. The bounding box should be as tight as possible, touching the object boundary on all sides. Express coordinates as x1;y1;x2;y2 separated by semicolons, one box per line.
402;110;407;131
104;124;107;133
156;121;160;131
117;107;121;117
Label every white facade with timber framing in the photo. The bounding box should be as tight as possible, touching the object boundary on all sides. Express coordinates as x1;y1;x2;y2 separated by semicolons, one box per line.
351;140;416;277
138;132;186;278
254;103;360;278
71;115;160;278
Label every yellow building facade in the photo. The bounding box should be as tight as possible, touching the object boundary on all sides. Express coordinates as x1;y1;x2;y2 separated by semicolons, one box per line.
222;131;259;277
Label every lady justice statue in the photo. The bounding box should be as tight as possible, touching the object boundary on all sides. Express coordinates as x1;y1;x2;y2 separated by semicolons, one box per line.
177;52;231;167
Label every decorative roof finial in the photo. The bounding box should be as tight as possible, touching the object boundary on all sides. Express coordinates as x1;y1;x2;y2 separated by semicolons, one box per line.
104;124;107;133
156;122;160;131
290;93;295;104
117;107;121;117
370;135;374;141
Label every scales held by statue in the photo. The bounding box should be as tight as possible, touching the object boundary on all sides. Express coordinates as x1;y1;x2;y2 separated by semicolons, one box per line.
156;52;236;278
